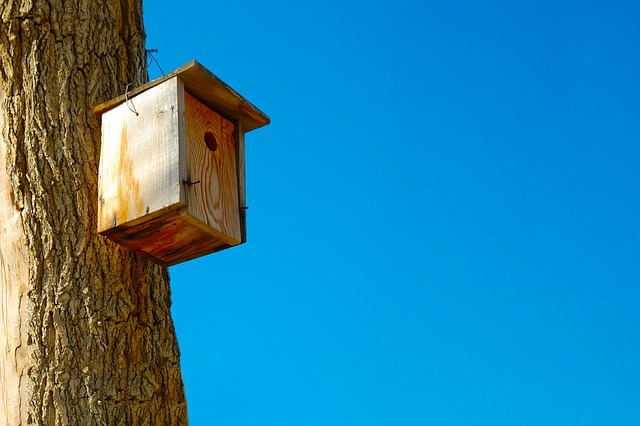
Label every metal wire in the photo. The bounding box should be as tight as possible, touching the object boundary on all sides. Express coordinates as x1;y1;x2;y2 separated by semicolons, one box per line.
124;48;166;116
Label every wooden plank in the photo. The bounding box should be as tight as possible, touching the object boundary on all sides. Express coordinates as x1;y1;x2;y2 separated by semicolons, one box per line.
98;77;183;233
183;92;241;245
101;209;230;267
93;60;270;133
235;120;247;243
177;78;187;206
178;63;270;132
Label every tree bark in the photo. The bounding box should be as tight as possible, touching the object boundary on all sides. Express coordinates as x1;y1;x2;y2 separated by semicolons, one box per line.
0;1;188;424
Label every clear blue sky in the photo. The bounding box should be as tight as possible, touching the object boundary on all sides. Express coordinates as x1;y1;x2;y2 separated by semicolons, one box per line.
145;1;640;424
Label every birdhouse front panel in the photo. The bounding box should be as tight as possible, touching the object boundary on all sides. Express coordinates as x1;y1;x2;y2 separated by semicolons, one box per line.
183;91;241;245
95;61;270;266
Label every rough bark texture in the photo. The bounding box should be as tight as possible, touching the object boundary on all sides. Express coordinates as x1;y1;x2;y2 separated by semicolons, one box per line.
0;1;188;424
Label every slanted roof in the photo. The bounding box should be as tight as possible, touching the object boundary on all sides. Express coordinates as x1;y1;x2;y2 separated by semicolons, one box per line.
93;60;270;132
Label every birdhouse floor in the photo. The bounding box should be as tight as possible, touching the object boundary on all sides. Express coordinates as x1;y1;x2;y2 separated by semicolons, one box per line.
101;208;232;267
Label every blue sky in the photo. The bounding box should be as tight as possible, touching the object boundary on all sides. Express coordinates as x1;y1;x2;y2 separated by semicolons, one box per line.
145;1;640;424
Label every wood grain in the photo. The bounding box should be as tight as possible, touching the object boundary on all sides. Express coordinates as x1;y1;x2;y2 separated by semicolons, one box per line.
100;210;231;267
184;91;241;245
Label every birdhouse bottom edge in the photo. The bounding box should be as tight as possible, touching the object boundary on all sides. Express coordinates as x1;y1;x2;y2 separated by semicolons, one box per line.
99;208;240;267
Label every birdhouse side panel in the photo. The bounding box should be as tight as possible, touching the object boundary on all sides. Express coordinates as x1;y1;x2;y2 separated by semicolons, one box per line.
183;91;241;245
98;78;184;233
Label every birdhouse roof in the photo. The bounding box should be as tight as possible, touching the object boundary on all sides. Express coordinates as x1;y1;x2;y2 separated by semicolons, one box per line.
93;60;270;132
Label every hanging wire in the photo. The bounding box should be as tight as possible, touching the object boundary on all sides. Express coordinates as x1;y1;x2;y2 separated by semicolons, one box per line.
124;48;166;116
146;49;165;76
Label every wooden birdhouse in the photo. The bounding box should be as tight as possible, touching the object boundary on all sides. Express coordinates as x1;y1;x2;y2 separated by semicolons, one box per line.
94;60;269;266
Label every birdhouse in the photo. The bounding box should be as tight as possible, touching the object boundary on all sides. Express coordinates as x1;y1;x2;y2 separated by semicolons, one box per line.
94;60;269;266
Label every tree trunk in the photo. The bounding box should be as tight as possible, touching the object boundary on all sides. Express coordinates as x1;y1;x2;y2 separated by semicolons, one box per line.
0;1;188;424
